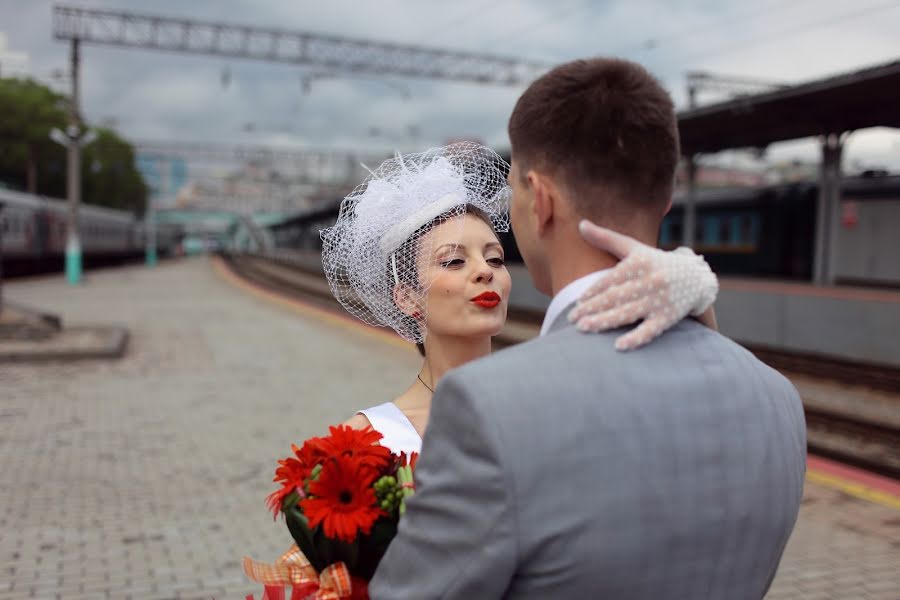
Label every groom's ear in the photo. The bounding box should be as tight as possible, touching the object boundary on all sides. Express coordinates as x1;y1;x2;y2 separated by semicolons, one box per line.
664;196;673;216
528;170;556;236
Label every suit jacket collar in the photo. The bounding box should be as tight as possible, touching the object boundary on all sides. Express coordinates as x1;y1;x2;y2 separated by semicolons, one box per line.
540;269;609;336
547;301;578;334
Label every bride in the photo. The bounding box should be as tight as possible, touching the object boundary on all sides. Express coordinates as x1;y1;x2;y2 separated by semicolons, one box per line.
320;143;717;453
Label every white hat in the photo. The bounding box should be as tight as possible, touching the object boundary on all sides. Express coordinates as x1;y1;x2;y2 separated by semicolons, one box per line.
320;142;510;343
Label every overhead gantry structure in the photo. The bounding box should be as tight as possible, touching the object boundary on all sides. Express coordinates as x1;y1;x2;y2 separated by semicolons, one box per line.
51;4;549;86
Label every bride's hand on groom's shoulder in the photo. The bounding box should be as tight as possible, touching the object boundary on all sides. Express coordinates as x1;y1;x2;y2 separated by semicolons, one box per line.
568;220;719;351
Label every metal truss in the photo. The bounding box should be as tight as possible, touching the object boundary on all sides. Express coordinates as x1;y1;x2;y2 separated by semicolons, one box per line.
135;140;389;164
686;71;789;107
135;141;390;185
53;5;549;86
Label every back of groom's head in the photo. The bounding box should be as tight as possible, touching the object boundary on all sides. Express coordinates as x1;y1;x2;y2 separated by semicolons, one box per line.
508;58;679;227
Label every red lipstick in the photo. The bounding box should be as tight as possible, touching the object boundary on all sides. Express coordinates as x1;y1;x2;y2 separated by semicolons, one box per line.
471;291;501;309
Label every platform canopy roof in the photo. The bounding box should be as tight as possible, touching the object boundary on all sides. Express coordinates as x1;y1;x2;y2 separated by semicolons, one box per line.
678;59;900;155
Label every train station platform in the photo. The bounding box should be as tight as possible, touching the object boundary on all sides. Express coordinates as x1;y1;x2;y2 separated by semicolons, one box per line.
2;257;898;599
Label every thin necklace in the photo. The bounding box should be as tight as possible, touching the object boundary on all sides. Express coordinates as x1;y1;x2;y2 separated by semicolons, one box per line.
417;374;434;394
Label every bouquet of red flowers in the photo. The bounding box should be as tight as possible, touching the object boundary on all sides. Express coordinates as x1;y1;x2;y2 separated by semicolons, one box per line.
244;425;417;600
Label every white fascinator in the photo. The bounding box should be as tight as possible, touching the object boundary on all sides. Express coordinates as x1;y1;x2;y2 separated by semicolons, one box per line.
320;142;510;343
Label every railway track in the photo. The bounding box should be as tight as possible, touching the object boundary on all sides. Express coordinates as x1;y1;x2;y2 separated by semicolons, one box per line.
223;252;900;479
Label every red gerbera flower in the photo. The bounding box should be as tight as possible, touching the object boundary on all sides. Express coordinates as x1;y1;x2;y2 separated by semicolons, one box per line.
293;440;327;469
266;456;308;518
301;456;384;543
308;425;392;471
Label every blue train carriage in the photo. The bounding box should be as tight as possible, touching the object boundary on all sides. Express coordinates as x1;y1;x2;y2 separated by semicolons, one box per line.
661;173;900;286
661;184;817;280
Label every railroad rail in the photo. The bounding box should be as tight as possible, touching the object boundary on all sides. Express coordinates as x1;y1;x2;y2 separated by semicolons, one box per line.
223;252;900;479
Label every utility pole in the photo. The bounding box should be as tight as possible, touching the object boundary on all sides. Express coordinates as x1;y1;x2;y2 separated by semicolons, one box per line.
0;201;5;315
147;156;166;267
682;80;700;249
66;38;82;284
49;40;95;284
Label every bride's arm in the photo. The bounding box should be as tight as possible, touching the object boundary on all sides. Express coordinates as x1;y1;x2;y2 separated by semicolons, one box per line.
342;413;372;430
568;220;719;350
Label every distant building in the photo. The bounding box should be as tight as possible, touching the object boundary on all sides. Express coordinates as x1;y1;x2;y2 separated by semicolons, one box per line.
135;153;188;208
675;163;767;191
177;160;318;215
765;160;819;183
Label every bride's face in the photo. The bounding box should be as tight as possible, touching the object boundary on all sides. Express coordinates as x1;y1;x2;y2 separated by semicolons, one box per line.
415;213;512;341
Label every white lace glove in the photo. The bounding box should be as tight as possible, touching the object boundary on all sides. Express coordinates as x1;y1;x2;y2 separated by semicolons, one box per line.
567;220;718;351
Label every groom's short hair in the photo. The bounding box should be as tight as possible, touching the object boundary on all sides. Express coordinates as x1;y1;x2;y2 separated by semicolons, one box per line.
508;58;679;221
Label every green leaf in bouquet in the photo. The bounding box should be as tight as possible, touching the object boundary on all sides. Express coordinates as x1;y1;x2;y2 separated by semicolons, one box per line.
283;501;324;572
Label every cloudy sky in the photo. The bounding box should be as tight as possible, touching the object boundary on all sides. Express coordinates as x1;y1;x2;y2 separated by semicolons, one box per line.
2;0;899;172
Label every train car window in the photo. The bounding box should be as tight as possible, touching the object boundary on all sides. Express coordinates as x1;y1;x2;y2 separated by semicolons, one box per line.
696;216;713;245
669;221;683;244
718;217;730;246
658;222;671;245
729;216;743;245
740;215;760;244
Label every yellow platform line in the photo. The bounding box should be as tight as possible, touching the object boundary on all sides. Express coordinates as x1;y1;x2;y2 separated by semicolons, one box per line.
806;470;900;511
211;256;413;351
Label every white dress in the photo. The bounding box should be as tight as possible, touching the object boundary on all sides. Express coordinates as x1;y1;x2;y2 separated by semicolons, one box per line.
357;402;422;455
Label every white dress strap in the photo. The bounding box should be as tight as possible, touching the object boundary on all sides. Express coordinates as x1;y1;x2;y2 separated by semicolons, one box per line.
357;402;422;455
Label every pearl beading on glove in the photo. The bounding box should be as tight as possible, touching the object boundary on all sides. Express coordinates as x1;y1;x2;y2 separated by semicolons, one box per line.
568;245;719;351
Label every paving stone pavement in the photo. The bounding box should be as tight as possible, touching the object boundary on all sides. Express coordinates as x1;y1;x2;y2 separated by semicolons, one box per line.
2;257;898;600
1;258;419;600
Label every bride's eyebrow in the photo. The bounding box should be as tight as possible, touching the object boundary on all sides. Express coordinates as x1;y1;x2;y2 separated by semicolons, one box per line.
434;242;501;255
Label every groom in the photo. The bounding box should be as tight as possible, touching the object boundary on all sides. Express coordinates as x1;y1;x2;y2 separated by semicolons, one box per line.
371;58;806;599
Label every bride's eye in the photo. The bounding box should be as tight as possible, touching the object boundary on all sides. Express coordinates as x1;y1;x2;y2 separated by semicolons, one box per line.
488;257;505;267
441;258;465;268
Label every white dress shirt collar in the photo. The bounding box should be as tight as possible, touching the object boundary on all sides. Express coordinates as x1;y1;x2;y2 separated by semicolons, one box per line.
540;270;609;337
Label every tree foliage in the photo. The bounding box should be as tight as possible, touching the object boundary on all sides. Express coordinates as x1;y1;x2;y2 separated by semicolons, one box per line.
82;128;148;215
0;77;147;215
0;77;67;195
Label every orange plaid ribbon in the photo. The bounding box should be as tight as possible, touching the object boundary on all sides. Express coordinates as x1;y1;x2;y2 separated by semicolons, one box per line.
243;545;356;600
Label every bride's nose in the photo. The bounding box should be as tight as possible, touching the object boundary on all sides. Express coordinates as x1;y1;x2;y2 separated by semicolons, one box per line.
474;259;494;284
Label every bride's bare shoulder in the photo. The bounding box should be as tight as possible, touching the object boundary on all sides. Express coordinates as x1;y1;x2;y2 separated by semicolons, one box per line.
342;413;373;430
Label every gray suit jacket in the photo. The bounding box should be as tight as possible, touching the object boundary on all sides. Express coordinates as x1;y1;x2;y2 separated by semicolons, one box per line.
371;313;806;600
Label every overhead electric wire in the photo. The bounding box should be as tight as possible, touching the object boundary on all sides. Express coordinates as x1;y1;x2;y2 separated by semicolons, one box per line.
479;0;595;49
674;0;900;64
414;0;517;45
615;0;816;55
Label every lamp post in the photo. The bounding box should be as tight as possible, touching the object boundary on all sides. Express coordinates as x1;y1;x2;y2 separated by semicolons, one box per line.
0;201;5;315
49;39;95;284
50;122;96;284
